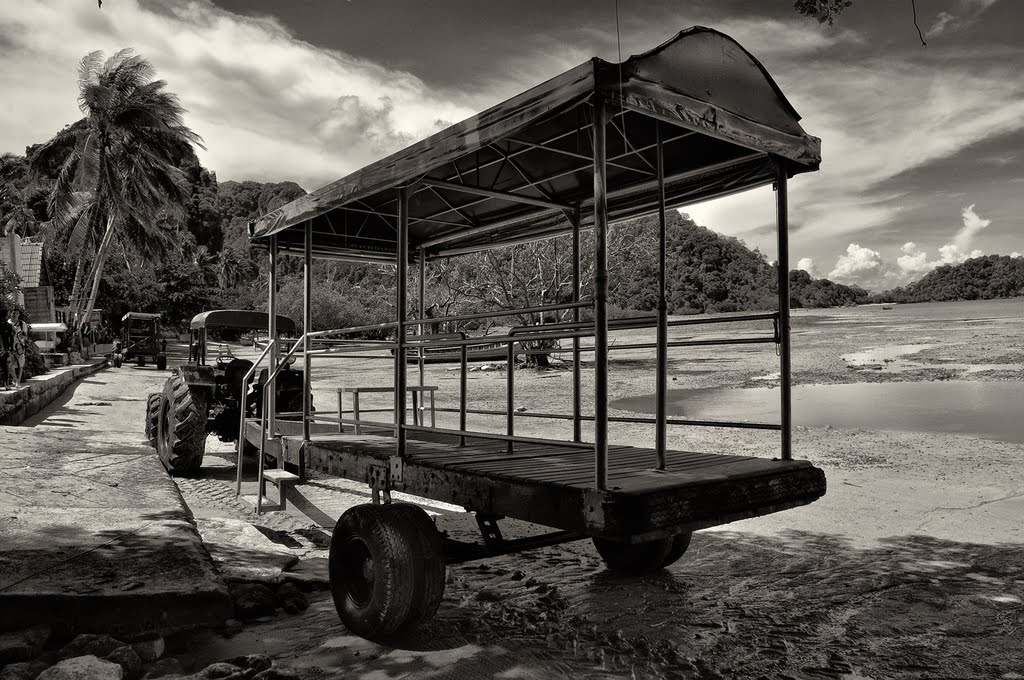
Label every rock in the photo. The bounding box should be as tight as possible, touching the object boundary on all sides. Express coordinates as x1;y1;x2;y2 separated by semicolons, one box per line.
105;646;142;680
230;583;278;619
276;583;308;615
141;657;184;679
130;636;164;663
57;634;127;661
0;660;50;680
221;619;243;638
0;625;51;665
253;670;302;680
37;655;124;680
219;655;271;673
192;662;243;678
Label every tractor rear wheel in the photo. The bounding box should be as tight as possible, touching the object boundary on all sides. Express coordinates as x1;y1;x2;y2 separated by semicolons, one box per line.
156;354;167;371
113;354;122;368
156;373;209;476
144;392;161;447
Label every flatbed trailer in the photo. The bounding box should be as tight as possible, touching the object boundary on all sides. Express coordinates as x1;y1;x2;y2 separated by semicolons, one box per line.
238;26;827;639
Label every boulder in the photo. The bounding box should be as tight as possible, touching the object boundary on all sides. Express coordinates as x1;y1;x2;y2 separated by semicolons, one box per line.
221;620;243;639
275;583;308;615
37;655;123;680
57;634;127;661
0;624;51;664
130;636;164;663
0;660;51;680
229;584;277;619
105;646;142;680
191;662;243;678
141;657;184;679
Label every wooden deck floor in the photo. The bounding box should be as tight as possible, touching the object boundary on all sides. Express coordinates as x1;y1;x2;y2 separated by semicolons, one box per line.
255;422;827;541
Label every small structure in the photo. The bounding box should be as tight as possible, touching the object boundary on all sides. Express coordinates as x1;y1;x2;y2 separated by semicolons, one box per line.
0;234;56;322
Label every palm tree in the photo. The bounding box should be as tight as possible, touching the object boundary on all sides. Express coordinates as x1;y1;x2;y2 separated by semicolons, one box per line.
33;49;203;336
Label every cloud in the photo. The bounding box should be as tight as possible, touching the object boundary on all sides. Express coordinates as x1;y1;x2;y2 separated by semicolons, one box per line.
796;257;818;275
928;0;1002;37
828;244;884;284
0;0;477;189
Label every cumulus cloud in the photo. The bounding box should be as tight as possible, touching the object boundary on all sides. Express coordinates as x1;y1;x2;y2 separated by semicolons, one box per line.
796;257;818;275
0;0;477;189
828;244;884;285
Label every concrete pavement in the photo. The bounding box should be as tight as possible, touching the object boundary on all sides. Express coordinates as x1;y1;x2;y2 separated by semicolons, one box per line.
0;362;231;637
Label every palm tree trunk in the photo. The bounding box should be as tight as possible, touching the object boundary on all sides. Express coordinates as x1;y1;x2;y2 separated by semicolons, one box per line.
68;250;87;317
81;213;117;331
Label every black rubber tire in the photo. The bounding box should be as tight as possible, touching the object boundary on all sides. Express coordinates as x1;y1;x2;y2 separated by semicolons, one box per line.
113;354;122;368
156;354;167;371
385;503;446;631
329;504;417;639
137;355;146;367
156;373;208;476
592;536;674;575
144;392;161;447
661;532;693;568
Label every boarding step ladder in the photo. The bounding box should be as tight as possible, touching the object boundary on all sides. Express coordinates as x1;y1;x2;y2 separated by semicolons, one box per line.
240;465;299;514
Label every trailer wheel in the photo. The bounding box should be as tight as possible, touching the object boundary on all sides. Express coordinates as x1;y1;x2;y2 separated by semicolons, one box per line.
137;355;146;367
386;503;446;630
329;504;417;639
156;374;209;476
661;532;693;568
144;392;161;447
113;354;122;368
592;536;674;575
156;354;167;371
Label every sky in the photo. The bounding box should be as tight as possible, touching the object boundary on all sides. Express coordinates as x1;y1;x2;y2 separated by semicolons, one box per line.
1;0;1022;291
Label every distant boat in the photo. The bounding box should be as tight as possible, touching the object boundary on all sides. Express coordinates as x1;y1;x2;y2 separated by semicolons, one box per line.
881;305;893;310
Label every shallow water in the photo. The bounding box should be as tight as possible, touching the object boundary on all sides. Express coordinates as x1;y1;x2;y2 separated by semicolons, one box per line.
611;381;1024;443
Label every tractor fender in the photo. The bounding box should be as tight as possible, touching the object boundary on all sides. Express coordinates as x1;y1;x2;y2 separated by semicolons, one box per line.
176;363;218;389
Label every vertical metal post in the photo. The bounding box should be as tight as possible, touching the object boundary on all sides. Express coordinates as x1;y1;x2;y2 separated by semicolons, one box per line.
459;343;467;446
506;341;515;453
267;234;278;440
592;99;609;490
418;248;426;389
301;220;312;480
655;123;668;469
571;207;582;443
395;187;409;457
774;158;793;461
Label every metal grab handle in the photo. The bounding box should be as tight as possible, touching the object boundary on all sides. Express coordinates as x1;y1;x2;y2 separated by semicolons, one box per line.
235;338;277;497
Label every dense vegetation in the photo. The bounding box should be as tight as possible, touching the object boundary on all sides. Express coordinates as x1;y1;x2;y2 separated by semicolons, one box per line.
871;255;1024;303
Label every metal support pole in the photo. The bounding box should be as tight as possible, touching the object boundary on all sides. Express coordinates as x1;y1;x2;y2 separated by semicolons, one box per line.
592;99;609;490
506;341;515;453
459;344;468;446
395;187;409;457
655;123;668;469
268;234;278;441
571;207;582;443
301;220;312;480
774;158;793;461
418;249;426;389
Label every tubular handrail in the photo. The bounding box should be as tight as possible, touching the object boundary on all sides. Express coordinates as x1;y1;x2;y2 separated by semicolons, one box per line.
235;338;277;498
400;301;590;327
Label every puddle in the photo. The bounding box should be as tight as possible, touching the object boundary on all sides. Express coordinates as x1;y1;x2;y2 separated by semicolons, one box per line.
842;344;936;366
611;381;1024;443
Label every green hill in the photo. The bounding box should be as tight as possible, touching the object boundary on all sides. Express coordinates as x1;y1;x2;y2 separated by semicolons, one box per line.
873;255;1024;303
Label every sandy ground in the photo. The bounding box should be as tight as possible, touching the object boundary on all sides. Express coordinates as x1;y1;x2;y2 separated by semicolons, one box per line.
157;300;1024;679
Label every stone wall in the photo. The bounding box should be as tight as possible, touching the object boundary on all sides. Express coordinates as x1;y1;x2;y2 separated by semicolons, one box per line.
0;361;107;425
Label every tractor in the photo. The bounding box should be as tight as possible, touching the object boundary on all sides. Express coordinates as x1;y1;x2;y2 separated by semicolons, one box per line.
116;312;167;370
145;310;306;476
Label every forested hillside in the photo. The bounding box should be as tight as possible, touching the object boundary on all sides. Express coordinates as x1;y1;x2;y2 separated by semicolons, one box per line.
872;255;1024;303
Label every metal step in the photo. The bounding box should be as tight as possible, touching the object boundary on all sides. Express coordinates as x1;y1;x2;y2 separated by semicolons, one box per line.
262;469;300;486
239;495;280;513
